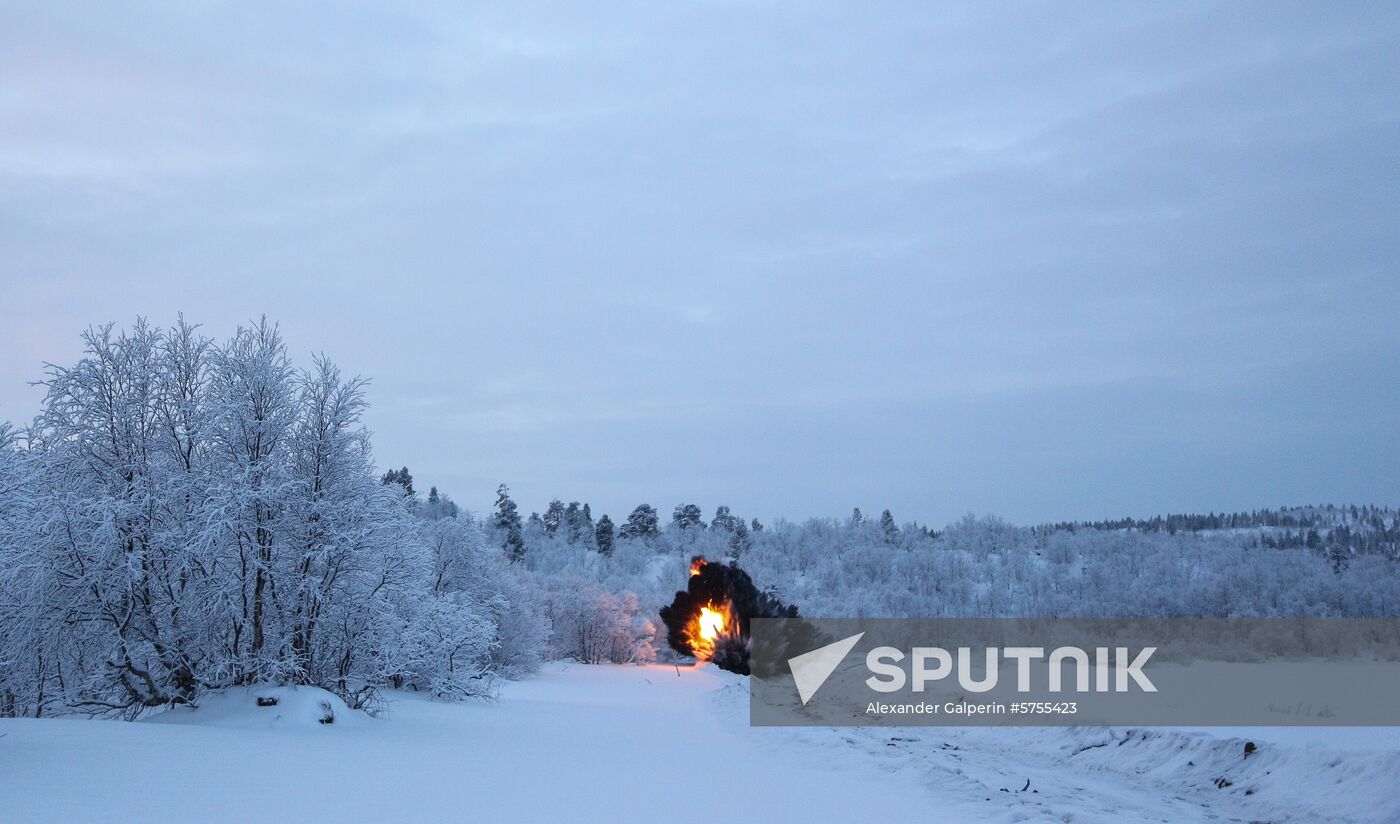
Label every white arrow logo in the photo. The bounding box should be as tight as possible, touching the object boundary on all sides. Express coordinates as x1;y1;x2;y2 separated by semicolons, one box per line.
788;632;865;705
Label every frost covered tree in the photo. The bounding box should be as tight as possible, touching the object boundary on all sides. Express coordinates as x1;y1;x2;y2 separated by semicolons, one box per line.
0;422;45;716
595;514;615;556
711;505;740;532
493;484;525;561
618;504;658;540
563;501;595;547
1328;531;1351;575
422;511;546;682
880;509;899;544
580;503;595;547
672;503;704;531
543;499;565;537
381;466;415;497
543;583;655;665
0;318;504;717
729;519;751;558
420;486;460;521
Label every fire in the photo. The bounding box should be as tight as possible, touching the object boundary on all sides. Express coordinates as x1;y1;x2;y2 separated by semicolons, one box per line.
689;557;705;577
685;601;732;661
697;605;725;642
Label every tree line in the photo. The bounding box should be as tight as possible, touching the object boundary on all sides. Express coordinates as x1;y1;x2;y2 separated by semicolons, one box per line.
4;317;1395;720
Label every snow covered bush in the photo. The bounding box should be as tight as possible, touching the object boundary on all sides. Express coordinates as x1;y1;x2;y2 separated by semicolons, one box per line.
423;513;548;679
391;592;498;701
541;579;656;665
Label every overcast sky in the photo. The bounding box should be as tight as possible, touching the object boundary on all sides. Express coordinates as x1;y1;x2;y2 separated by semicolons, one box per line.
2;1;1397;526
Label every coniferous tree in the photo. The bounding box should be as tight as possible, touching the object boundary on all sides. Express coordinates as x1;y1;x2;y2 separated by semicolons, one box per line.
494;484;525;562
673;503;704;530
562;502;596;546
730;519;751;557
580;503;596;549
504;527;525;562
381;466;415;497
619;504;659;540
1328;529;1351;574
711;505;739;532
595;515;615;556
421;485;459;520
543;499;565;538
880;509;899;543
564;502;582;543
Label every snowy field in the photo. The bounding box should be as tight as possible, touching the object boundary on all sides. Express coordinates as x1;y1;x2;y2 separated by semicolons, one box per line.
2;663;1397;824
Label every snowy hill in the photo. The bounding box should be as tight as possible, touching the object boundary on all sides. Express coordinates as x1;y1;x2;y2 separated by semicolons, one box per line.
2;664;1395;823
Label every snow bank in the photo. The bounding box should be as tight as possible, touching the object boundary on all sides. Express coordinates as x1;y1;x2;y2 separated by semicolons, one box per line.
145;685;363;731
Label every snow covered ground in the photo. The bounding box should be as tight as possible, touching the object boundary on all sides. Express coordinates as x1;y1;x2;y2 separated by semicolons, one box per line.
1;664;1396;823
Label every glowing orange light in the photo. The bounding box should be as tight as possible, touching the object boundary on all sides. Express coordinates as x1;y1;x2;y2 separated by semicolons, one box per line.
697;606;725;642
686;601;731;661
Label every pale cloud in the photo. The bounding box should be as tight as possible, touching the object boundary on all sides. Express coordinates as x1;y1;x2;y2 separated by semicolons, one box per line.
2;1;1397;524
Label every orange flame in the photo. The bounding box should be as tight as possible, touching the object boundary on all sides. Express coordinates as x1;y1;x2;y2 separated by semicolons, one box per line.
698;605;725;641
686;601;732;661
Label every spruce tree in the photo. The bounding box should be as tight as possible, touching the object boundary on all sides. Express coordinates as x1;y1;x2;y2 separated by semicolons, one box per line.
504;525;525;562
1328;530;1351;575
595;515;615;556
380;466;415;497
562;502;595;546
730;519;751;557
580;503;596;549
564;502;582;543
493;484;525;562
880;509;898;543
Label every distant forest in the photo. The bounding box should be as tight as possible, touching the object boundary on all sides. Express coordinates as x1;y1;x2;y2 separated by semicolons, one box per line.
1045;504;1400;557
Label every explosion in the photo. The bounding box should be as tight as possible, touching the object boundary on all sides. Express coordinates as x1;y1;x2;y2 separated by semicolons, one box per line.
659;556;798;675
684;602;734;661
697;605;725;639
